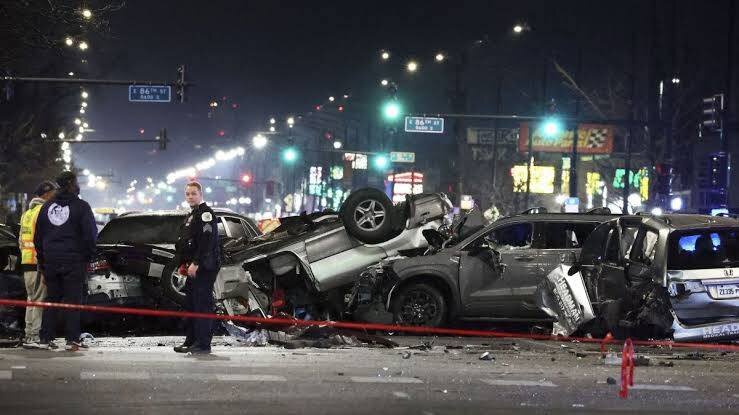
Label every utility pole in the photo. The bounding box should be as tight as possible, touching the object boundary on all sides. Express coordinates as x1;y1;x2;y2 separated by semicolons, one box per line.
451;50;469;206
624;30;637;214
724;0;736;205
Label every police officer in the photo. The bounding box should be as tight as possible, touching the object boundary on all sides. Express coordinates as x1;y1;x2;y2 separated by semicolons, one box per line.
173;181;221;354
36;171;97;351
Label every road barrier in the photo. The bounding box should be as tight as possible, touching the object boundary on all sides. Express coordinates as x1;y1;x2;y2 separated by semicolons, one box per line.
1;299;739;353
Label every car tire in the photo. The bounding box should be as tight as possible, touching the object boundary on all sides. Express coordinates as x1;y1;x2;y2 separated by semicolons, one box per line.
161;262;188;306
391;282;447;328
340;188;396;244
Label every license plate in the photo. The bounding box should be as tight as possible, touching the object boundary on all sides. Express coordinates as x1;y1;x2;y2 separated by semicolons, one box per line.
711;284;739;299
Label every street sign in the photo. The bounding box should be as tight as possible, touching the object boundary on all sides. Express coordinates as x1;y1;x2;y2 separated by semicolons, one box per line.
404;116;444;133
390;151;416;163
128;85;171;103
564;197;580;213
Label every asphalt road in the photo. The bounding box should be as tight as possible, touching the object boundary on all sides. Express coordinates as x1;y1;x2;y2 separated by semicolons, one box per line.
1;335;738;415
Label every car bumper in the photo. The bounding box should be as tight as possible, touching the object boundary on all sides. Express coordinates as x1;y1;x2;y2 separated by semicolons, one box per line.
671;313;739;342
87;272;143;303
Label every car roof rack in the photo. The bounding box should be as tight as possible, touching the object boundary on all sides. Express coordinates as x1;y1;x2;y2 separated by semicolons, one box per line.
586;207;612;215
520;207;548;215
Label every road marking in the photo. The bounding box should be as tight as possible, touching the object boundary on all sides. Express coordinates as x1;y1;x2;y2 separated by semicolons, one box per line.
350;377;424;384
11;366;26;370
0;370;11;380
598;381;696;392
481;379;557;387
630;384;696;392
393;391;411;399
217;374;286;382
80;371;150;380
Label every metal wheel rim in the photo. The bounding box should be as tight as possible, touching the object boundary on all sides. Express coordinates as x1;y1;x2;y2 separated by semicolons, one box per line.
398;290;440;325
353;199;386;231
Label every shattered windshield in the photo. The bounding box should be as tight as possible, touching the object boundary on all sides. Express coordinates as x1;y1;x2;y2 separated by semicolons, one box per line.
668;228;739;270
97;216;184;245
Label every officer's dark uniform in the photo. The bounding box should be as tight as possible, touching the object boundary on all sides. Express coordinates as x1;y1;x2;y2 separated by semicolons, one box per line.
175;202;221;353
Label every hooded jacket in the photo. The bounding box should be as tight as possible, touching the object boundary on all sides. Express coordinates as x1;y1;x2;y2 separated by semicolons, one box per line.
34;190;97;268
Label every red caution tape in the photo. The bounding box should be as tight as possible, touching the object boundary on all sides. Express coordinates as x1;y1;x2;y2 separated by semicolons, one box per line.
619;338;635;399
1;299;739;352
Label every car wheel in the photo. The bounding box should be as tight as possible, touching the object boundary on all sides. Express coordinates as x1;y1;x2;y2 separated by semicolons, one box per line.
161;263;187;306
391;283;447;327
340;188;396;244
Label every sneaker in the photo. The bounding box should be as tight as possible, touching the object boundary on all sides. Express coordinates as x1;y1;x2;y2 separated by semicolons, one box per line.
22;340;47;350
65;341;89;351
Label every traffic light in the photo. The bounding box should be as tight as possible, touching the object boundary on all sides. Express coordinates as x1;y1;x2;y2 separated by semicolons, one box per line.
382;100;402;120
158;128;168;151
282;147;298;163
373;154;389;170
655;163;672;196
175;65;186;103
702;94;724;132
541;118;562;139
241;173;252;186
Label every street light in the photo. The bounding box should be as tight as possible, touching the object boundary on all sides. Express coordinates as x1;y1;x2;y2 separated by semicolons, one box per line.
82;122;89;128
252;134;268;149
406;61;419;73
74;118;82;125
380;79;389;87
64;37;74;46
76;134;83;141
81;91;88;99
381;50;390;61
329;96;335;102
333;140;343;149
513;24;524;34
287;116;295;127
82;9;92;19
58;132;65;139
78;41;88;51
269;117;276;125
435;53;445;62
269;126;276;132
81;101;88;107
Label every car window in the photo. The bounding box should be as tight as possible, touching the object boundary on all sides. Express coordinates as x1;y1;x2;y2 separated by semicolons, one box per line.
621;226;639;258
482;223;532;251
536;222;598;249
97;215;184;244
241;219;260;237
223;217;247;239
580;222;612;264
631;229;659;265
668;228;739;270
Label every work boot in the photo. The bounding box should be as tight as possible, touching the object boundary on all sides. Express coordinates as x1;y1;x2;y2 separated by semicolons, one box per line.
173;343;193;353
186;346;212;355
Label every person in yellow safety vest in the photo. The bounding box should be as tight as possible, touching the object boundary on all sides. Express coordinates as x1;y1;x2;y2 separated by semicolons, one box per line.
20;180;59;349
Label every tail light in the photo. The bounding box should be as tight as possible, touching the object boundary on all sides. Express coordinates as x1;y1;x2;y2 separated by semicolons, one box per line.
87;259;111;274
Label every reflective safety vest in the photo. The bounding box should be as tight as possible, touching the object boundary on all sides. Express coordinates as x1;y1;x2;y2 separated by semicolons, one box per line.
19;204;43;265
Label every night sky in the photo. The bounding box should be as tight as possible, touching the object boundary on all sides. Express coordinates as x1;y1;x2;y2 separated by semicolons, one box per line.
73;0;736;205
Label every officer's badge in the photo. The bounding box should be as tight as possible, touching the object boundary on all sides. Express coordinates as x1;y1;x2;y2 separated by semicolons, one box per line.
201;212;213;222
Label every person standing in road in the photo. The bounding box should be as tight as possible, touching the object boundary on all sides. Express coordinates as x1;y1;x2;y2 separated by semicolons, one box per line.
36;171;97;351
19;180;59;349
173;181;221;355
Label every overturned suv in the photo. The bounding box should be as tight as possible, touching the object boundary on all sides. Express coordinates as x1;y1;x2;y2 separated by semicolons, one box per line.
236;188;451;319
542;214;739;342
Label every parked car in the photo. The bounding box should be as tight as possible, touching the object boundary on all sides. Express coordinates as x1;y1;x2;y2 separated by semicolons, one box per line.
540;214;739;342
348;209;618;327
237;188;452;319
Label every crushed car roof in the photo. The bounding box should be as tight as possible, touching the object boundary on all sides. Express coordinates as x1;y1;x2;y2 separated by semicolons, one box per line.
118;208;239;218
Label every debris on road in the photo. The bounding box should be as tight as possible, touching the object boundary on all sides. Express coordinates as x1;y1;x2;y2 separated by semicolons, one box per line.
658;361;675;367
606;377;617;385
479;352;495;361
402;351;412;359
